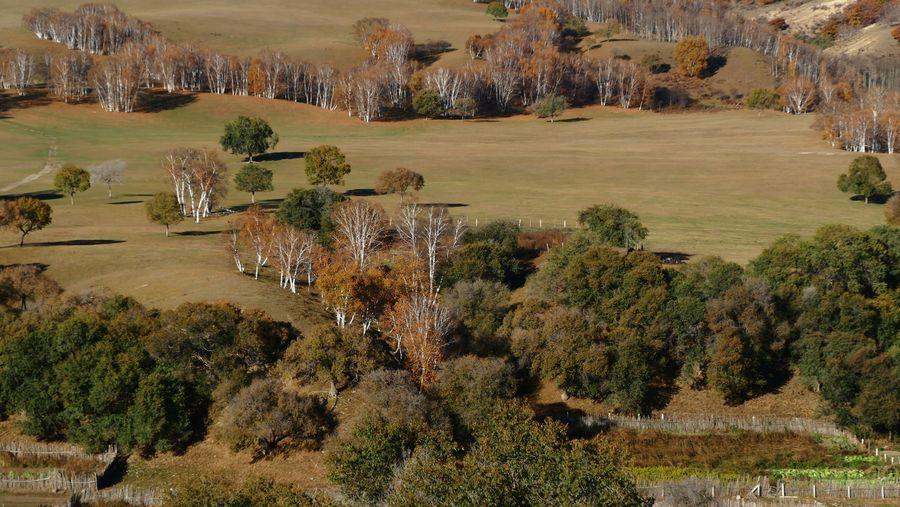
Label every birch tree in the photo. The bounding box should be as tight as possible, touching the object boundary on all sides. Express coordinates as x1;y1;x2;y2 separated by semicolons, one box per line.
333;200;386;270
89;159;126;197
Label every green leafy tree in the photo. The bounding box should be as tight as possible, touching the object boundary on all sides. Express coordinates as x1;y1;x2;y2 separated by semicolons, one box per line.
531;94;569;122
305;145;351;188
0;197;52;246
326;416;419;503
412;90;443;119
130;368;198;455
486;1;508;20
234;163;274;203
577;204;648;249
443;279;511;355
53;164;91;204
145;192;184;237
707;279;786;405
276;188;344;241
220;116;279;162
837;155;892;204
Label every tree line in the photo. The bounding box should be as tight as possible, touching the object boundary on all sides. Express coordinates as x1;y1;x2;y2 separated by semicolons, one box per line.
4;2;896;151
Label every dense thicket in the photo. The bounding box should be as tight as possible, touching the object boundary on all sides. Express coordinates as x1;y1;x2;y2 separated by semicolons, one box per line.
514;222;899;432
0;290;294;454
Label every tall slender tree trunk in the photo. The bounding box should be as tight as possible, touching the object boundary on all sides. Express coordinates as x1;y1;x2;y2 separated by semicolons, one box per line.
107;184;113;198
19;233;26;247
69;193;74;205
251;192;256;203
165;224;170;237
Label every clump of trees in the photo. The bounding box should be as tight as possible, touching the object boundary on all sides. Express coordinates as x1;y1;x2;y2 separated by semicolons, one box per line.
837;155;892;203
162;147;228;222
0;197;52;246
531;94;569;122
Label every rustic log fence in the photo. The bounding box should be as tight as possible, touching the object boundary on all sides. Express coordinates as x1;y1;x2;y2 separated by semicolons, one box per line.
0;441;116;494
73;485;165;506
581;413;860;442
640;477;900;504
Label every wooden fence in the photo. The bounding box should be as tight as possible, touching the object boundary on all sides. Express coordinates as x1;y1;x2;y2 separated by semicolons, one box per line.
0;441;117;494
73;485;164;506
640;477;900;504
580;413;860;442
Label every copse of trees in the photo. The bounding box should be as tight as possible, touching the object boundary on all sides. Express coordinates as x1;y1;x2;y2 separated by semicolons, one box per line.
0;197;52;246
54;164;91;204
220;116;279;162
234;163;274;203
837;155;892;203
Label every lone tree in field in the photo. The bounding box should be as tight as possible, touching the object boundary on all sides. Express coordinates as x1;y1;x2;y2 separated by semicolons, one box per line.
486;1;508;20
837;155;892;204
578;204;648;250
887;194;900;225
145;192;183;237
531;94;569;122
89;160;126;198
412;90;443;119
305;145;351;189
220;116;279;162
54;164;91;204
0;197;52;247
674;36;709;78
374;168;425;203
234;163;274;203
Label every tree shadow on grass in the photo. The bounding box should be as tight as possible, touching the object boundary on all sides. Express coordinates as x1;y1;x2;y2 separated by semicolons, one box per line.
253;151;305;162
108;200;143;205
0;90;53;118
136;90;197;113
850;194;890;204
701;54;727;78
556;117;590;123
175;230;222;237
421;202;468;208
230;198;284;212
654;251;692;265
344;188;378;197
19;190;64;201
15;239;125;247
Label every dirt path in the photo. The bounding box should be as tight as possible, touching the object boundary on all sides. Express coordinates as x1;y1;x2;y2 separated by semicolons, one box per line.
0;146;58;194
